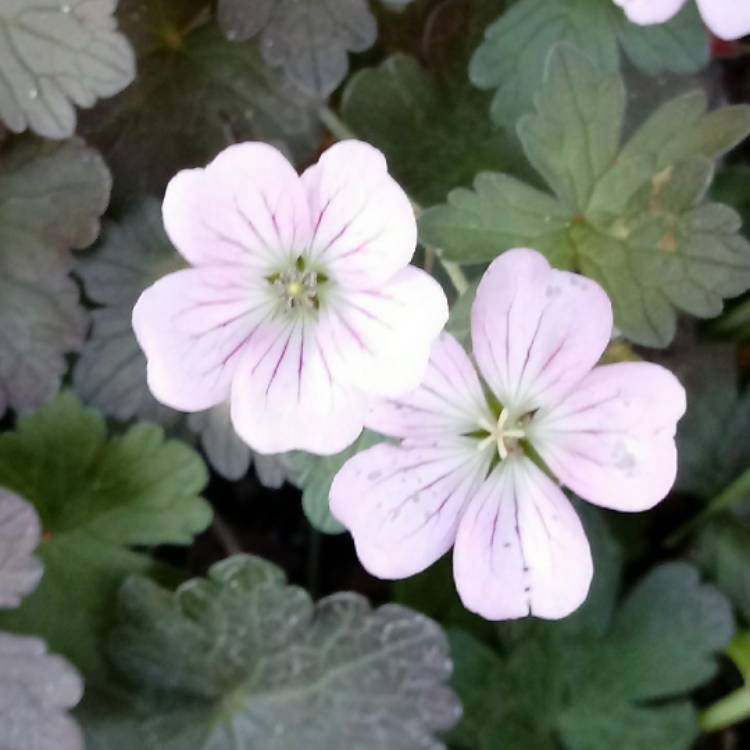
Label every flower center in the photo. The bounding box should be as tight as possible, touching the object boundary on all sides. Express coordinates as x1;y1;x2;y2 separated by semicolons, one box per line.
476;407;527;460
268;257;328;312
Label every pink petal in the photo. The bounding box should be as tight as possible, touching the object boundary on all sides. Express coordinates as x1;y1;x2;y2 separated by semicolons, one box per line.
330;440;490;578
529;362;686;512
163;142;312;270
613;0;686;24
453;458;593;621
697;0;750;40
301;140;417;287
471;248;612;414
132;268;276;411
318;266;448;398
367;333;493;440
230;318;369;455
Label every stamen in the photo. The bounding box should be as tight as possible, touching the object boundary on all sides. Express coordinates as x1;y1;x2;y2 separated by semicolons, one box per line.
475;406;527;459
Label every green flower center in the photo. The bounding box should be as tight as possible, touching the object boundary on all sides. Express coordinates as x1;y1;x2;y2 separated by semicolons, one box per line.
268;257;329;312
476;407;529;460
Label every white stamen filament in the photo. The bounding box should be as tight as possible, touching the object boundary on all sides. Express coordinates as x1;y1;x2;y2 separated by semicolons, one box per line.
476;407;527;459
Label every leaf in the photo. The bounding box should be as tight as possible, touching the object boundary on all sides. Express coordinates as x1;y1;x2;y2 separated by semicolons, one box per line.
188;404;251;482
218;0;376;98
676;368;750;501
448;563;733;750
341;53;521;206
0;0;135;138
79;24;320;207
286;431;384;534
0;632;84;750
469;0;708;128
0;488;42;608
74;199;184;425
696;518;750;622
0;393;212;679
82;554;461;750
421;46;750;346
0;135;111;417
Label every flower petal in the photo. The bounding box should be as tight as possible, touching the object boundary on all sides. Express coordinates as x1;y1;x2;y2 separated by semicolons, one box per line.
697;0;750;40
529;362;686;512
132;268;275;411
453;457;593;621
230;317;369;455
301;140;417;286
471;248;612;414
330;440;490;579
163;142;312;270
367;333;493;440
319;266;448;398
613;0;686;24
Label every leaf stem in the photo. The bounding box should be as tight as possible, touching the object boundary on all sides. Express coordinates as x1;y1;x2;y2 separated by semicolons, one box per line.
699;632;750;732
317;105;470;296
666;467;750;547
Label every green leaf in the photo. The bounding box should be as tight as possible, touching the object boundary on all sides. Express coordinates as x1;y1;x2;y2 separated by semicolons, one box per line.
0;136;111;417
0;632;85;750
341;53;521;206
74;199;184;425
286;431;384;533
448;563;733;750
82;555;461;750
0;393;212;679
422;46;750;346
0;0;135;138
676;368;750;501
218;0;376;97
0;489;42;608
696;518;750;622
469;0;708;128
188;404;251;482
79;25;320;207
445;281;480;349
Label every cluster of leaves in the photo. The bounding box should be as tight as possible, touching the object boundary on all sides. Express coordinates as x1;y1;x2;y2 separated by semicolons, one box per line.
1;0;750;748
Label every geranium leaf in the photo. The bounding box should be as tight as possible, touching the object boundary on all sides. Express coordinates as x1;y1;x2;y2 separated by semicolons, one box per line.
82;555;461;750
80;24;320;207
0;393;212;679
286;431;384;534
188;404;251;482
0;632;84;750
218;0;376;97
341;53;520;206
449;563;732;750
469;0;708;128
0;489;42;609
421;45;750;346
0;0;134;138
0;136;111;417
74;199;184;425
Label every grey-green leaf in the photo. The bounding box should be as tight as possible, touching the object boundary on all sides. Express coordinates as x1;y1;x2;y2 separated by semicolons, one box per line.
286;431;384;534
0;0;135;138
188;404;251;482
0;489;42;609
469;0;708;128
84;555;461;750
219;0;376;97
0;136;111;416
341;53;521;206
0;633;84;750
74;199;184;424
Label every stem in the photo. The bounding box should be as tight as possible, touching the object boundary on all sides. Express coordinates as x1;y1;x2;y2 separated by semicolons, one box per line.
666;467;750;547
700;688;750;732
212;514;243;556
317;105;471;296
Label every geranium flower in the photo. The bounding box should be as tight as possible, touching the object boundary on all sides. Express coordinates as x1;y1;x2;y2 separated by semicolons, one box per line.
132;141;448;455
614;0;750;40
331;249;686;620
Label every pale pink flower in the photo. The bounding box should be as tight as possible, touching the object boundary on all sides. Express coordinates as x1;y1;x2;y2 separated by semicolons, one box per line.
331;249;686;620
614;0;750;40
132;141;448;455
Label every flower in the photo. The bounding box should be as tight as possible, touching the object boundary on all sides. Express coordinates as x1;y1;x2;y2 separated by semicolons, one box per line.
614;0;750;40
330;249;686;620
132;140;448;455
